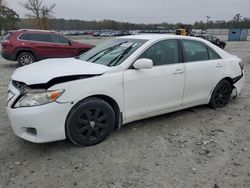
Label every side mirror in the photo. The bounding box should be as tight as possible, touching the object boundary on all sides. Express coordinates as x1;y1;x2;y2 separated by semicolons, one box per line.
68;40;72;45
133;58;153;69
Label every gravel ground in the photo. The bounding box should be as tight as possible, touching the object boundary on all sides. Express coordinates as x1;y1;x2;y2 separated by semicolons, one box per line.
0;38;250;188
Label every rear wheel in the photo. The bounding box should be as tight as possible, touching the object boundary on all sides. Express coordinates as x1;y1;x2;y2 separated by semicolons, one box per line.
209;80;232;109
66;98;115;146
17;52;35;66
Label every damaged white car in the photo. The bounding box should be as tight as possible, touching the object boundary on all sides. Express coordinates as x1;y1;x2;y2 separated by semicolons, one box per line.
6;35;244;146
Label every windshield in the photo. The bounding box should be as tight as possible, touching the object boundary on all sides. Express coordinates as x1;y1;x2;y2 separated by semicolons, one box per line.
78;38;147;67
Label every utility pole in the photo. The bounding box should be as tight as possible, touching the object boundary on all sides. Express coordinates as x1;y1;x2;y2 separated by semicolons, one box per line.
206;16;211;27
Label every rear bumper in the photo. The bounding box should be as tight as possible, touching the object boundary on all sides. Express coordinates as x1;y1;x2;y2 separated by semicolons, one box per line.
233;72;245;96
1;51;15;61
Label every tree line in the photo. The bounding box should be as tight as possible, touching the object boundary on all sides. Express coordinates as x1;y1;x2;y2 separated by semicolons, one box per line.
18;17;250;31
193;14;250;30
1;0;250;36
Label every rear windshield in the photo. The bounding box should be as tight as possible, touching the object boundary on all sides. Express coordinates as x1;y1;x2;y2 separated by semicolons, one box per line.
2;32;11;41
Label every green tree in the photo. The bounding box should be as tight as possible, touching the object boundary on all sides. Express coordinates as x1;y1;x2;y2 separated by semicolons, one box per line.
0;1;19;35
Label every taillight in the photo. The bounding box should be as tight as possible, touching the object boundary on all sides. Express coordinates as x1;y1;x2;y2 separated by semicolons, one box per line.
239;62;244;70
3;39;10;43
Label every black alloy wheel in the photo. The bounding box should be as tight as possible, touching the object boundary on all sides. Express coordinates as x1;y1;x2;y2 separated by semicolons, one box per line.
66;98;115;146
210;80;232;109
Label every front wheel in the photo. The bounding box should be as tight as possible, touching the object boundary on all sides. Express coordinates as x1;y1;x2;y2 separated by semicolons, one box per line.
17;52;35;66
209;80;232;109
66;98;115;146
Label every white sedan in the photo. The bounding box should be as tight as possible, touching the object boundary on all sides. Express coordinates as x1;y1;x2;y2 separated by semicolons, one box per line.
6;35;244;146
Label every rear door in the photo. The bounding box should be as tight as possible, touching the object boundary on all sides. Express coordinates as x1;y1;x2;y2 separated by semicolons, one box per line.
181;39;225;105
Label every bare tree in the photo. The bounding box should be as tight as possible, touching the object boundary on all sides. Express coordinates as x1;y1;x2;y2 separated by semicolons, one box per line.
41;3;55;29
23;0;55;29
23;0;42;28
206;16;211;23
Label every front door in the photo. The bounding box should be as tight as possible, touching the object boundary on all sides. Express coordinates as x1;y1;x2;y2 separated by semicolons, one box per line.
50;34;76;57
124;39;185;121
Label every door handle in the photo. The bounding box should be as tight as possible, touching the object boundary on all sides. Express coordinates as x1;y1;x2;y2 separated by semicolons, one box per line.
173;68;184;74
216;63;223;68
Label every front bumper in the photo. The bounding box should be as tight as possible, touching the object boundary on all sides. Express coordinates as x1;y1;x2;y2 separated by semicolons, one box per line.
6;102;73;143
6;83;73;143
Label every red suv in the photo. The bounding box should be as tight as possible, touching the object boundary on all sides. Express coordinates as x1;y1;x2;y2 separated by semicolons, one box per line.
1;29;94;66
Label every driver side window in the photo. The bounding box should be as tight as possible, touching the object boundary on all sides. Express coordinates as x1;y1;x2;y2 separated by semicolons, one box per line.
139;39;180;66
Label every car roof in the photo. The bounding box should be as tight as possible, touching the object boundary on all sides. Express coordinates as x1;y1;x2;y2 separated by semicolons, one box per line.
16;29;58;34
119;34;202;41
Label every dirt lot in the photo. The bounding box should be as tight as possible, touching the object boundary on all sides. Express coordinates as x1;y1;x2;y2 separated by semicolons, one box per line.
0;38;250;188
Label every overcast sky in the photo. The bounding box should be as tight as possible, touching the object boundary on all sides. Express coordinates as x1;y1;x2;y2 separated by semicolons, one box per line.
6;0;250;24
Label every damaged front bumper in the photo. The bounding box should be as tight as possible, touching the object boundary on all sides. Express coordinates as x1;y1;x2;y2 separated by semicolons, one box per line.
6;80;73;143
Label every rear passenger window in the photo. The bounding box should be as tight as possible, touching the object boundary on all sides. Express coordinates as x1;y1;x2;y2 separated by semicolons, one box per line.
139;39;179;66
182;40;209;62
207;47;221;60
29;34;52;43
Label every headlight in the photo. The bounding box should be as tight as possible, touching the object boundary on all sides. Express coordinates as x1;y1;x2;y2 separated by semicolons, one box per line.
14;89;64;108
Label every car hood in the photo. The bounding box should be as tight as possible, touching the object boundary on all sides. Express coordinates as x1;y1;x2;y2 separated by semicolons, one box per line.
12;58;109;85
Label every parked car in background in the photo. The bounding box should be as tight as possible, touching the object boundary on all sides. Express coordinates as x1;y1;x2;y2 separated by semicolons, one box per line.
92;31;101;37
1;29;94;66
6;35;244;146
196;35;226;49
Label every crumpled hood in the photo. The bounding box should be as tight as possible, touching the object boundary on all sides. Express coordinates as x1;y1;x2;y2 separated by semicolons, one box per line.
12;58;109;85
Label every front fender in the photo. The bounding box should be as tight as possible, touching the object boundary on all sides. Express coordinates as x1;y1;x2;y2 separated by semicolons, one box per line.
49;72;125;115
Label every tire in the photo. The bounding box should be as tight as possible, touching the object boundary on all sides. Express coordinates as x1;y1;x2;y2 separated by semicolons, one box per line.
66;98;115;146
209;80;232;109
17;52;35;66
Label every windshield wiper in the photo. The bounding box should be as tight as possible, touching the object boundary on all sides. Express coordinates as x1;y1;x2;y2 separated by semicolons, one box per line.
87;41;128;63
107;44;134;67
